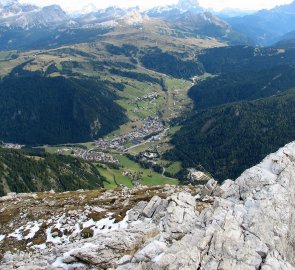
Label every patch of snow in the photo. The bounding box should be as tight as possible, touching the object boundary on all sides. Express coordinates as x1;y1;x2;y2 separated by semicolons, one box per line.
8;226;25;240
83;219;96;229
122;11;146;25
46;228;62;244
98;20;118;27
0;235;5;242
51;257;85;270
92;206;105;212
33;243;47;250
24;221;41;239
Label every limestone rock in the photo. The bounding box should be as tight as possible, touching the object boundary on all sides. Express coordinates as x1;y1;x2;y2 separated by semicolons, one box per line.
64;224;160;268
120;142;295;270
128;201;148;222
142;196;162;218
161;192;198;239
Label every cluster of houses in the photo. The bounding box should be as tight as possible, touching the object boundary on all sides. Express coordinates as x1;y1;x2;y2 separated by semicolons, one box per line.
122;170;143;187
95;137;127;152
0;143;23;149
135;92;160;102
140;151;160;165
128;92;160;107
95;117;165;152
129;92;161;115
57;147;119;164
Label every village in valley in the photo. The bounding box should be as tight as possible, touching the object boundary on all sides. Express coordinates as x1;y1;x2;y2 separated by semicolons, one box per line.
1;75;210;187
55;117;167;166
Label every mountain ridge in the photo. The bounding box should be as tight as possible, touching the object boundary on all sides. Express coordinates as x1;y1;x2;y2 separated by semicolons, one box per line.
226;0;295;45
0;0;251;46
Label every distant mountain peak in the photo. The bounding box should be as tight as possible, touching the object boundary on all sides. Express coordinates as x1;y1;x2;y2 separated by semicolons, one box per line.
177;0;201;10
79;3;98;15
120;10;148;26
272;0;295;13
147;0;203;19
0;0;68;28
0;0;18;7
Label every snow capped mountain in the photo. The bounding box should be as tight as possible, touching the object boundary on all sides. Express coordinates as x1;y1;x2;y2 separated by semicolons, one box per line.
0;0;249;46
0;0;38;18
77;6;127;26
0;0;18;7
76;6;145;28
179;11;229;28
120;10;149;26
177;0;202;12
0;0;68;28
147;0;203;20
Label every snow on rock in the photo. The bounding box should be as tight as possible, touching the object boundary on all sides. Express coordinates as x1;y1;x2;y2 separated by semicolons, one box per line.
0;235;5;242
8;221;42;241
120;11;148;25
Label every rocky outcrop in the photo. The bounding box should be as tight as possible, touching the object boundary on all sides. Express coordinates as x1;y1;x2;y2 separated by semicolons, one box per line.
1;142;295;269
118;142;295;270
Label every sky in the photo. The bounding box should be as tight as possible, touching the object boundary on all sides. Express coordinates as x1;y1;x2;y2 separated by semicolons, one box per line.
18;0;294;13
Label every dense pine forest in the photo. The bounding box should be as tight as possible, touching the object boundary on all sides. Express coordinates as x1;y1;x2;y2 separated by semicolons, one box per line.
189;65;295;110
0;148;105;196
167;88;295;181
0;72;126;145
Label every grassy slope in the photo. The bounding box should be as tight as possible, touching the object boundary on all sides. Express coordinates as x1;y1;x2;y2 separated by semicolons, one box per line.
100;155;178;189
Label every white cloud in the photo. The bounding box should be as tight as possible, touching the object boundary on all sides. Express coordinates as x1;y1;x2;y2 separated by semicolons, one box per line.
199;0;294;11
18;0;295;12
19;0;178;12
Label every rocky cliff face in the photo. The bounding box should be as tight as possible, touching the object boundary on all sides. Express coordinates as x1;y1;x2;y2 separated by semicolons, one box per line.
0;1;68;28
1;142;295;269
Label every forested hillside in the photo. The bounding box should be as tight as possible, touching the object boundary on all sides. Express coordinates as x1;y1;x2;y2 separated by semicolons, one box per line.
189;65;295;110
140;47;204;79
0;148;105;196
0;73;126;145
166;88;295;180
198;46;295;74
163;45;295;182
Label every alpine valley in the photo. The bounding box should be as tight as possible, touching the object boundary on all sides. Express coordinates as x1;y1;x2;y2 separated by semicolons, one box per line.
1;0;295;268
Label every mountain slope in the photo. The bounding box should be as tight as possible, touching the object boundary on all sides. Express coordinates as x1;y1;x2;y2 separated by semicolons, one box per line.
227;1;295;45
274;38;295;48
0;1;69;28
0;21;224;146
189;65;295;110
147;0;203;20
171;12;252;45
0;0;250;51
166;88;295;180
0;73;126;145
197;45;295;74
0;148;105;196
